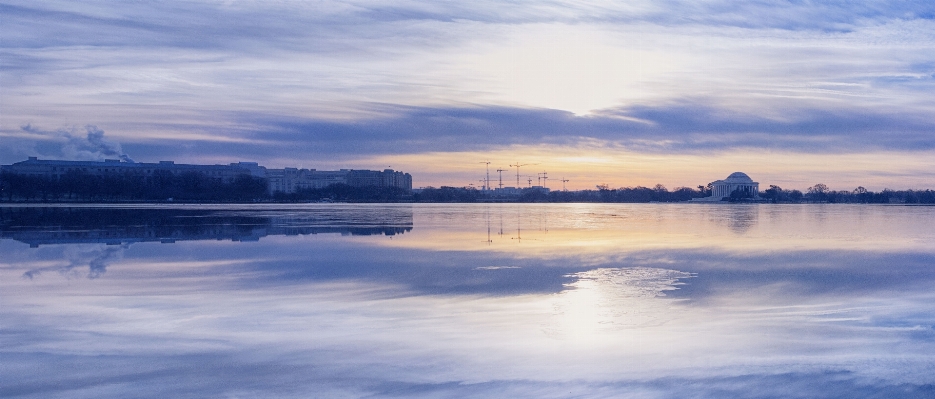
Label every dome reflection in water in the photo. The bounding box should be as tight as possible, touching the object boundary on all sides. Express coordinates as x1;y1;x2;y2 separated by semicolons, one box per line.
1;203;934;398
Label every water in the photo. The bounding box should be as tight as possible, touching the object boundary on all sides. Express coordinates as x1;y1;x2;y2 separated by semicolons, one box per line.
2;203;934;398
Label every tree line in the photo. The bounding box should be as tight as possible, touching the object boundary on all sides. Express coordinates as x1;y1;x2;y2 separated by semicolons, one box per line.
416;184;935;204
539;184;705;202
3;170;934;203
413;185;707;203
762;184;935;204
1;170;267;202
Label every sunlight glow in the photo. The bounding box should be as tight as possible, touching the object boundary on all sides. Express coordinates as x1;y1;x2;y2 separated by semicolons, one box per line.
360;145;935;191
453;24;680;115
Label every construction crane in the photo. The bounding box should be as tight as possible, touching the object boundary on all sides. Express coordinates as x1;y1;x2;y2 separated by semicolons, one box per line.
478;161;491;191
560;177;570;191
510;162;537;188
539;171;548;188
496;168;506;189
526;176;533;187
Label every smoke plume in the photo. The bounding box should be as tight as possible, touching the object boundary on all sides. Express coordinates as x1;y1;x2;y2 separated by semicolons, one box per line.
21;124;135;162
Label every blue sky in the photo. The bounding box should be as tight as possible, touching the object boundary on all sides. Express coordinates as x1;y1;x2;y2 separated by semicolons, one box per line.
2;1;934;189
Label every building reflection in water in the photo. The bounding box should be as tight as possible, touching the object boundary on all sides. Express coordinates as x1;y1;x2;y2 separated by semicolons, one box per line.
725;205;758;234
2;205;414;279
0;206;414;247
2;204;935;398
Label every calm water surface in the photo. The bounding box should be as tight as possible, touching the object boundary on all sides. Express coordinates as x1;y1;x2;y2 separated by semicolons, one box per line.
2;203;934;398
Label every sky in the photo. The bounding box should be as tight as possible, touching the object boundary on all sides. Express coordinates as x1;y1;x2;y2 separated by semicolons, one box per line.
1;1;935;191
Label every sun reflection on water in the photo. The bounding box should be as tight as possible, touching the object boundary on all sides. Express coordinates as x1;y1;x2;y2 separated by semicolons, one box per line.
2;204;935;397
545;267;693;340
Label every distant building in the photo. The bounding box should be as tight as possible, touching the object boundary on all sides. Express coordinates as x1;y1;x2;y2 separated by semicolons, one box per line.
266;168;349;193
0;157;266;183
493;187;523;197
490;186;549;197
1;157;413;194
347;169;412;191
694;172;759;202
265;168;412;193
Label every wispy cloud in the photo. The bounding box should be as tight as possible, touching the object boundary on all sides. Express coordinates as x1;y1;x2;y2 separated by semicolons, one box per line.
232;101;935;155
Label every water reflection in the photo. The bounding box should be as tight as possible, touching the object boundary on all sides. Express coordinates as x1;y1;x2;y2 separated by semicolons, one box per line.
1;204;935;398
405;203;935;254
544;267;693;339
21;243;129;279
1;205;413;247
724;204;758;234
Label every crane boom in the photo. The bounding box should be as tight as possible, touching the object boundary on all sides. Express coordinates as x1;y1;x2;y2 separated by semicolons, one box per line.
478;161;491;191
509;162;538;188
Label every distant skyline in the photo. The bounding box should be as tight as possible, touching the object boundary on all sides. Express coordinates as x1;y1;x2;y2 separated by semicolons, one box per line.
2;1;934;191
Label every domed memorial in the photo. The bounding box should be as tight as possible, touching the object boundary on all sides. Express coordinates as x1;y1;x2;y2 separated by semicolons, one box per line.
724;172;754;182
694;172;760;202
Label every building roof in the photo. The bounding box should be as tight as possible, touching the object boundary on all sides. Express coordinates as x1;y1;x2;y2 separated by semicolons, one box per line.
721;172;754;183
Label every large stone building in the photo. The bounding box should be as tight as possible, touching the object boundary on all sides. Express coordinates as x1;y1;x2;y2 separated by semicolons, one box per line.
694;172;759;201
1;157;266;182
1;157;412;194
265;168;412;193
266;168;349;193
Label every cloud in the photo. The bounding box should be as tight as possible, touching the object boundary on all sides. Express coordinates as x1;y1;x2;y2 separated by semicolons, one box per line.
7;99;934;165
227;101;935;156
5;360;933;399
4;2;933;51
6;350;935;398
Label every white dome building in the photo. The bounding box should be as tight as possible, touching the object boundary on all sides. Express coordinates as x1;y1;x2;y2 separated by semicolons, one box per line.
696;172;759;201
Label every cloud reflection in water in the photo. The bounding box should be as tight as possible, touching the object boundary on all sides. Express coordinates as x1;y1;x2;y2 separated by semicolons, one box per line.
21;243;128;279
1;204;934;398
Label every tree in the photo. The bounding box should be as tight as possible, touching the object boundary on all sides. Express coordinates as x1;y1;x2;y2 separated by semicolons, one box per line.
763;185;783;203
807;183;830;202
788;190;804;202
231;174;269;201
729;188;754;202
672;187;698;201
852;186;872;203
808;183;829;194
